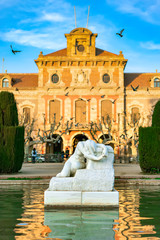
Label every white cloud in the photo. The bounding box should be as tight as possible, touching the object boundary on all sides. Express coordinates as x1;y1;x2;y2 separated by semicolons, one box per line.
20;11;68;24
106;0;160;24
140;41;160;50
0;29;65;49
39;12;67;22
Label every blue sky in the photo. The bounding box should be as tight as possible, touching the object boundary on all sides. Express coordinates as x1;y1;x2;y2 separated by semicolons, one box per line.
1;0;160;73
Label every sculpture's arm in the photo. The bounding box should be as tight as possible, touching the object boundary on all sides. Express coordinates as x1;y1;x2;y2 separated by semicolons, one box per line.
83;152;104;161
97;144;108;157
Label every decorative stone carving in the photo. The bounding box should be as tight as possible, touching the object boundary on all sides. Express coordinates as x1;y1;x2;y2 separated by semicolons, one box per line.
70;69;91;86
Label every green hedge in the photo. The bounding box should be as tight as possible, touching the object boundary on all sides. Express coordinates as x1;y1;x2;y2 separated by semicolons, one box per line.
139;127;160;172
152;101;160;127
0;126;24;173
0;91;24;173
0;91;18;126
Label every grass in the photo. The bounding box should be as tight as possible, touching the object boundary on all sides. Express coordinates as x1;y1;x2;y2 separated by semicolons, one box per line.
0;177;43;180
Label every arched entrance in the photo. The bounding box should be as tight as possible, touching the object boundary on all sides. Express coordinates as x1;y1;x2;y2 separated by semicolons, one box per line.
99;134;114;149
72;134;88;153
46;135;63;154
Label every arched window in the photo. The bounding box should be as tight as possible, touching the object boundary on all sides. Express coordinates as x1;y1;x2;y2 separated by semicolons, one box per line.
49;100;60;123
75;99;86;123
131;107;140;124
102;73;110;83
154;78;160;87
101;100;112;121
23;107;30;124
51;74;59;83
2;78;9;87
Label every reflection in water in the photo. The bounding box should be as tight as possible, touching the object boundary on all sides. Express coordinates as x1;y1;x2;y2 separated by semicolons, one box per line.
0;184;160;239
14;185;47;240
44;210;118;239
0;185;23;240
115;185;160;240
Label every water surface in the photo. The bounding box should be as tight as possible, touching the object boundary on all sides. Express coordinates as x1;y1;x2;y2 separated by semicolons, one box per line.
0;184;160;239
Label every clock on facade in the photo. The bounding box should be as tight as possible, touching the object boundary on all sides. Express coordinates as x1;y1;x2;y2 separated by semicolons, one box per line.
77;45;85;52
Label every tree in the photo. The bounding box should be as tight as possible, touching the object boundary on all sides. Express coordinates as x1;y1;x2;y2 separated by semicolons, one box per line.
139;100;160;172
152;100;160;127
0;91;24;173
22;112;73;158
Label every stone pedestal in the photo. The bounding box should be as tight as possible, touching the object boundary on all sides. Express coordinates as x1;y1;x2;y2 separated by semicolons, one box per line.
44;190;119;208
44;168;119;208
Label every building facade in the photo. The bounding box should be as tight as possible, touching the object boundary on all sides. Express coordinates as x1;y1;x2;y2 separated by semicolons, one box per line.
0;27;160;156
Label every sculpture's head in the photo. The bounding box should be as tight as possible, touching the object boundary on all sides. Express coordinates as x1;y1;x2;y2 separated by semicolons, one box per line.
85;140;97;154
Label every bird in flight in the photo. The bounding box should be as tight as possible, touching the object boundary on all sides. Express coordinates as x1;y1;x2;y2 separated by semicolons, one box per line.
10;45;21;54
65;92;69;96
111;99;117;104
131;85;139;91
147;87;150;93
116;29;124;37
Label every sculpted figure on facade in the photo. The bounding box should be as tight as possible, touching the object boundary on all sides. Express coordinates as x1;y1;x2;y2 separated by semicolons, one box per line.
56;139;114;177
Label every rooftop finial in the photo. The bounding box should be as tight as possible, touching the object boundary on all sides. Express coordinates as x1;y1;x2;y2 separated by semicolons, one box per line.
39;51;43;57
119;51;124;57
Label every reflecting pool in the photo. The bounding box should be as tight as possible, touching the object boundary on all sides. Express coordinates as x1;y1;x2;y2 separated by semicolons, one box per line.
0;184;160;239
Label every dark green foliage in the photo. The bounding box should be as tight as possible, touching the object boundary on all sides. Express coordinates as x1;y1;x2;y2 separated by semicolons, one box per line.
0;91;24;173
139;127;160;173
139;101;160;173
0;91;18;126
152;100;160;127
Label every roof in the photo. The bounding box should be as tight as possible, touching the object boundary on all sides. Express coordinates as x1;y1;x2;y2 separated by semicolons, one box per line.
45;48;67;57
124;73;160;87
44;47;119;57
0;73;38;88
96;48;118;57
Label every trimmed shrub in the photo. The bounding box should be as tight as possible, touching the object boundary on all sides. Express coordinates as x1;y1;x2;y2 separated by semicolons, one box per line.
0;91;18;126
139;127;160;173
152;101;160;127
0;91;24;173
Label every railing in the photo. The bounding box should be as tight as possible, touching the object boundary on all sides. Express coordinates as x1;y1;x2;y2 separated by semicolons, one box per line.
24;153;138;164
24;153;64;163
114;154;139;164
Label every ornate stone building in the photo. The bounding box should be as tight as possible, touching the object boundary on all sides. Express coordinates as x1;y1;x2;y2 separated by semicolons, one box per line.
0;27;160;155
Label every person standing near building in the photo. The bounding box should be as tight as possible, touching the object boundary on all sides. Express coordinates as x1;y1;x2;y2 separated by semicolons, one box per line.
65;147;69;160
31;148;37;163
61;150;65;162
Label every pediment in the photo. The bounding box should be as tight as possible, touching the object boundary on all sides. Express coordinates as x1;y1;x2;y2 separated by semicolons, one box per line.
70;28;93;35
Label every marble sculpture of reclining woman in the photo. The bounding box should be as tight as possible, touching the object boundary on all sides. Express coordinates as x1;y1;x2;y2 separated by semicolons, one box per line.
56;139;114;177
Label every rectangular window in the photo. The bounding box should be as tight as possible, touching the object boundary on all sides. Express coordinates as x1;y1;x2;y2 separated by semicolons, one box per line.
23;108;30;124
154;79;160;87
2;79;9;87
